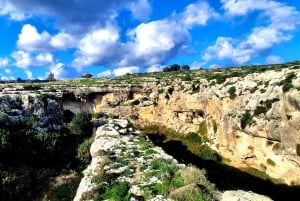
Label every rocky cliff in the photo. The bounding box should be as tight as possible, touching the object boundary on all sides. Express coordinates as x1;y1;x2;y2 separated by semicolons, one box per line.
0;93;64;132
61;65;300;185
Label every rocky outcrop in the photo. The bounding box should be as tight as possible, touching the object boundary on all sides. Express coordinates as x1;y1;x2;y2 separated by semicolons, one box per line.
74;119;182;201
74;118;273;201
63;66;300;185
0;94;64;132
221;190;273;201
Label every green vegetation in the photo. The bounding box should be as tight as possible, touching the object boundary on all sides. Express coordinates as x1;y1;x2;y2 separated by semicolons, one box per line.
253;98;280;116
212;120;218;134
0;110;94;201
68;112;92;135
145;148;158;155
278;72;297;92
77;137;93;164
296;144;300;157
267;158;276;166
228;86;236;99
240;111;252;129
139;124;220;162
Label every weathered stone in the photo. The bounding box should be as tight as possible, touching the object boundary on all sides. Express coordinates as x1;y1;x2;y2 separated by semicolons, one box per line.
221;190;273;201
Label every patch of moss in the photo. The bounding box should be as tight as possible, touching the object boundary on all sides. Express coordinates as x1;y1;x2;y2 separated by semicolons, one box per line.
267;159;276;166
296;144;300;157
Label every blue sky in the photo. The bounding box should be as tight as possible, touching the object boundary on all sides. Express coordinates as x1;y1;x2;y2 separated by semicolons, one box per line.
0;0;299;80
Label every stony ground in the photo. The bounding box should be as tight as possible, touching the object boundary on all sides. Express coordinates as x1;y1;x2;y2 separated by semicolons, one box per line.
74;118;273;201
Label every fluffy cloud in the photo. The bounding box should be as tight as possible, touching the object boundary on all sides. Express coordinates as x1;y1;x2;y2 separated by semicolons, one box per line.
24;70;33;79
146;64;164;72
50;33;77;50
122;19;190;67
4;68;11;74
266;55;283;64
129;0;151;20
17;24;76;52
11;51;54;68
17;24;51;52
11;51;32;68
0;58;9;67
73;25;120;68
1;0;147;33
49;63;80;80
1;75;15;81
203;0;300;65
97;70;113;78
181;1;219;28
113;66;139;76
0;1;28;20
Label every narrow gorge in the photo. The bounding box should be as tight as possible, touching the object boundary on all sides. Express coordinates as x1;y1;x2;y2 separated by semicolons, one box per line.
1;63;300;200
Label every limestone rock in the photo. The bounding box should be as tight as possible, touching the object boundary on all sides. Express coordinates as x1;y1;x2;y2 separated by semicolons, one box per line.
221;190;273;201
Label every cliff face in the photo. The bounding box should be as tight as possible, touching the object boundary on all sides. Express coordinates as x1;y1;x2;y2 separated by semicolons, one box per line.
0;93;64;132
65;67;300;185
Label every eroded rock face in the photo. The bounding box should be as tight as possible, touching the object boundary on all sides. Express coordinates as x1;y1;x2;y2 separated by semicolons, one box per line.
221;190;273;201
73;119;182;201
75;67;300;185
0;94;64;132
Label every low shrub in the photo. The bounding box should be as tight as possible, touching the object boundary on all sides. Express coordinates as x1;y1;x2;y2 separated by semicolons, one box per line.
240;111;252;129
228;86;236;99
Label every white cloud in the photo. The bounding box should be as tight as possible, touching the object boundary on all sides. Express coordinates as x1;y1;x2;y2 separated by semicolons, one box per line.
146;64;164;72
11;51;32;68
203;0;300;65
11;51;54;69
0;58;9;67
113;66;139;76
24;70;33;79
49;63;80;80
0;1;29;20
17;24;77;52
36;52;54;65
123;19;189;66
4;68;12;74
181;1;219;28
266;55;283;64
17;24;51;52
73;25;120;68
1;76;15;81
190;61;206;70
50;32;77;50
130;0;152;20
203;37;252;64
97;70;113;78
243;27;290;50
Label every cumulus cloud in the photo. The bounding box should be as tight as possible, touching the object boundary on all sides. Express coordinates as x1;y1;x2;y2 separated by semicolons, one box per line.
73;25;120;68
97;70;113;78
17;24;51;52
50;32;77;50
181;1;219;28
203;0;300;65
129;0;152;20
11;51;32;68
11;51;54;68
1;75;15;81
113;66;139;76
4;68;11;74
146;64;165;72
1;0;144;33
24;70;33;79
0;57;9;67
0;0;29;20
49;63;80;80
266;55;283;64
17;24;77;52
121;19;190;67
